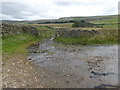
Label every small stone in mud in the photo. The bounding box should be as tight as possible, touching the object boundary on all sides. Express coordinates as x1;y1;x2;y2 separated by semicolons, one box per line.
89;68;92;70
102;73;106;76
54;81;57;84
73;49;75;51
28;58;32;60
36;51;41;53
28;58;34;62
82;77;84;80
91;71;95;73
41;51;45;53
7;69;10;72
40;61;44;63
64;48;67;51
12;63;15;65
65;80;70;84
99;78;101;81
55;72;59;74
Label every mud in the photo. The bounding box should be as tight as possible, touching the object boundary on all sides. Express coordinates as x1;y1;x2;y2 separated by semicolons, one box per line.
27;38;118;88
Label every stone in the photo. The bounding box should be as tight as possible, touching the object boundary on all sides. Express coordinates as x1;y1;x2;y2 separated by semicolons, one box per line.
1;23;40;37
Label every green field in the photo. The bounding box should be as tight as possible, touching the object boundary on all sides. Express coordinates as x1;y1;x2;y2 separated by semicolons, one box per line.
36;26;53;30
32;23;73;28
91;17;118;28
30;15;118;29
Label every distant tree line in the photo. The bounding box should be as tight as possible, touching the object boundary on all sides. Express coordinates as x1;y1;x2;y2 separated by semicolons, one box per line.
36;20;75;24
72;20;103;28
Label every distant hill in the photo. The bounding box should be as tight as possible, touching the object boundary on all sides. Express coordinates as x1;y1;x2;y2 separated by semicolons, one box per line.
59;15;118;21
1;20;27;24
1;15;118;25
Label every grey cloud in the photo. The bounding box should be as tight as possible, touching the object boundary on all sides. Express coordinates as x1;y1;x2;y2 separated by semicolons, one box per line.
55;2;74;6
1;2;56;20
54;1;103;6
2;2;30;19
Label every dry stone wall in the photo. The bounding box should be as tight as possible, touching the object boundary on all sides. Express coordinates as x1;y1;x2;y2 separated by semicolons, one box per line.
1;23;39;37
56;28;99;38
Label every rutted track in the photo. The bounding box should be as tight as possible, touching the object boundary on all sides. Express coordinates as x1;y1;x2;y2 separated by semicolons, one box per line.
27;38;118;88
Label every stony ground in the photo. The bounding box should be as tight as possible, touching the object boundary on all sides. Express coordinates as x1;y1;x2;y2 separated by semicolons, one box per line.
2;38;119;88
27;39;119;88
2;53;45;88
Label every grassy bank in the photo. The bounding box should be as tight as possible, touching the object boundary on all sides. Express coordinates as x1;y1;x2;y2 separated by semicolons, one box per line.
2;34;44;88
54;29;118;45
2;34;40;54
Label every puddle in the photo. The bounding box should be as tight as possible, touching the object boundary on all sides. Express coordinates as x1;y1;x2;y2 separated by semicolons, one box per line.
94;84;118;88
27;38;118;88
90;71;116;78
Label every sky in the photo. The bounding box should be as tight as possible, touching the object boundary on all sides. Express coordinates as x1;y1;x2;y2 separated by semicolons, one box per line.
1;0;119;21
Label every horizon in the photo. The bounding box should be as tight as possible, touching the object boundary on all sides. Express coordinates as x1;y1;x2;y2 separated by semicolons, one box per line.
1;14;118;21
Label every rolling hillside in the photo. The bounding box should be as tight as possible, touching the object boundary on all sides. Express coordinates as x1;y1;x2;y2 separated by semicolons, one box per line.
1;15;118;28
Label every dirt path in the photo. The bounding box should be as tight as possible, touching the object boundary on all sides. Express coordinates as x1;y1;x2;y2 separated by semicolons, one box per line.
2;38;118;88
2;53;45;88
27;39;118;88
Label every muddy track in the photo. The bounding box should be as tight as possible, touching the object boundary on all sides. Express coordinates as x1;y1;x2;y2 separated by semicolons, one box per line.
27;38;118;88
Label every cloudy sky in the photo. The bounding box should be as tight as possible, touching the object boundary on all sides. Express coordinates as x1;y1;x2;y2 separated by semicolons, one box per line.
1;0;119;21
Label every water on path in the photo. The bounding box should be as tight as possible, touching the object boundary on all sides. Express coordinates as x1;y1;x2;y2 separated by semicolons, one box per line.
27;39;118;88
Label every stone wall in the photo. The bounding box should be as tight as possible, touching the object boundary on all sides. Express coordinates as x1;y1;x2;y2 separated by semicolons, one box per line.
56;28;99;38
1;23;99;38
1;23;39;37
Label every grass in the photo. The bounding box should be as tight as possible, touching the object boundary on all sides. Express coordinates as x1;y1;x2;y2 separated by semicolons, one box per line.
33;22;118;29
91;17;118;28
39;29;55;39
2;34;40;54
32;23;73;28
0;35;2;56
91;18;118;24
54;29;118;45
102;24;118;28
37;26;53;30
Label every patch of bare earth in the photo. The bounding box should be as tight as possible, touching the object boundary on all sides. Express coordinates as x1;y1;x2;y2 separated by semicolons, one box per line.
2;53;45;88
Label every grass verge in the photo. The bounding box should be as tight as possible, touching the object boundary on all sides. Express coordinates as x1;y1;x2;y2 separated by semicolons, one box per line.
54;29;118;45
2;33;40;54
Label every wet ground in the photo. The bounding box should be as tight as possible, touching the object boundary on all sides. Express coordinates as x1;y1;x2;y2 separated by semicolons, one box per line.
27;38;118;88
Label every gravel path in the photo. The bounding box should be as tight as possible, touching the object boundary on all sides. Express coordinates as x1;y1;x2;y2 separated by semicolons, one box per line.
2;54;45;88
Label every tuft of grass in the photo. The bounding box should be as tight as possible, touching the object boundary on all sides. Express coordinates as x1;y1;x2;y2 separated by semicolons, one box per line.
54;29;118;45
2;34;40;54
